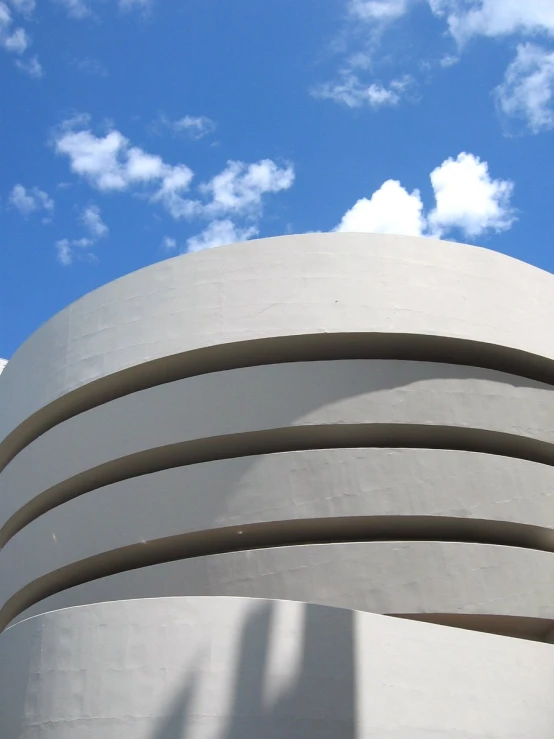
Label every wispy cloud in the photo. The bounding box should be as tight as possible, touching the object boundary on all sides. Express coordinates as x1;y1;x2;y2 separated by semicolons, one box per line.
495;44;554;133
316;0;554;131
176;159;294;252
55;237;94;266
348;0;414;23
53;117;195;214
159;114;216;140
53;0;90;19
161;236;176;250
15;54;43;77
53;116;295;258
54;0;151;18
9;184;54;216
74;56;108;76
181;159;294;251
9;0;35;16
336;152;515;239
0;1;30;54
187;219;258;253
56;204;108;266
0;2;45;74
313;74;412;108
430;0;554;44
81;203;108;237
197;159;295;217
119;0;151;11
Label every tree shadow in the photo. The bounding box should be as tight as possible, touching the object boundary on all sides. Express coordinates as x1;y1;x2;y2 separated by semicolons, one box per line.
151;599;356;739
154;665;199;739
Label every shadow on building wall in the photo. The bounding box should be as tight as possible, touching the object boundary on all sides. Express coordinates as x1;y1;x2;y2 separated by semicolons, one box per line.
152;601;356;739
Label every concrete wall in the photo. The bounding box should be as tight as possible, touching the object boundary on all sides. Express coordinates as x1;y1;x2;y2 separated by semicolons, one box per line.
2;359;553;544
1;233;554;737
1;232;553;469
10;542;554;632
3;597;554;739
3;448;554;628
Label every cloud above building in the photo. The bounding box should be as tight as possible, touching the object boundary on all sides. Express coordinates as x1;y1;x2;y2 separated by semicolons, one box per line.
337;152;515;239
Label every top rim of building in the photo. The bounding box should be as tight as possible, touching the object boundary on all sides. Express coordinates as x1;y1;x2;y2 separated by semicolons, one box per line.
1;231;553;470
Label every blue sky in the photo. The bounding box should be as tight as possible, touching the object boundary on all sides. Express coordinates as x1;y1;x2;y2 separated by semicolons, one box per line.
1;0;553;364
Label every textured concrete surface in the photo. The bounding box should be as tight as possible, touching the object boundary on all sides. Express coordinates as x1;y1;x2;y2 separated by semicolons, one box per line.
2;232;554;466
1;233;554;737
3;597;554;739
10;541;554;628
2;359;553;542
3;449;554;627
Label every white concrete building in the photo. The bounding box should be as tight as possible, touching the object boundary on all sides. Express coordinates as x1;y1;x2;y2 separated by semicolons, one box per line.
1;232;554;737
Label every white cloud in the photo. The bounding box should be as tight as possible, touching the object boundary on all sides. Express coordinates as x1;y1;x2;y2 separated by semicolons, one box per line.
74;56;107;76
199;159;295;216
55;237;93;266
314;73;411;108
495;44;554;132
337;180;426;235
0;3;41;75
54;0;151;18
56;204;108;266
9;184;54;215
81;204;108;237
55;119;294;224
162;114;216;140
9;0;35;15
15;54;43;77
316;0;554;125
348;0;413;22
151;164;195;212
187;220;259;253
54;0;90;18
119;0;150;9
427;153;515;236
159;158;294;234
314;0;416;111
162;236;176;250
429;0;554;43
0;358;7;375
156;158;294;222
0;3;29;54
55;127;129;189
54;117;294;253
3;26;27;51
336;152;515;240
54;119;194;208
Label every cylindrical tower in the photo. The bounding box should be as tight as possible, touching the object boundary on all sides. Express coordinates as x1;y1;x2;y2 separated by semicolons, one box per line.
2;232;554;738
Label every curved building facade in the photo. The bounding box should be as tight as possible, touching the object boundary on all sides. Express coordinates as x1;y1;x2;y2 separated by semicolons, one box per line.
1;232;554;737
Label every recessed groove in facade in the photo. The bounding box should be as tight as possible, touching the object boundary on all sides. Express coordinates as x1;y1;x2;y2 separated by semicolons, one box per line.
3;423;554;549
2;332;554;474
391;614;554;642
5;357;553;542
4;514;554;630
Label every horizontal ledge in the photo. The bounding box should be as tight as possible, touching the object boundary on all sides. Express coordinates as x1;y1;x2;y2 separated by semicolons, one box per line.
3;422;554;550
392;614;554;643
2;332;554;475
4;514;554;631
